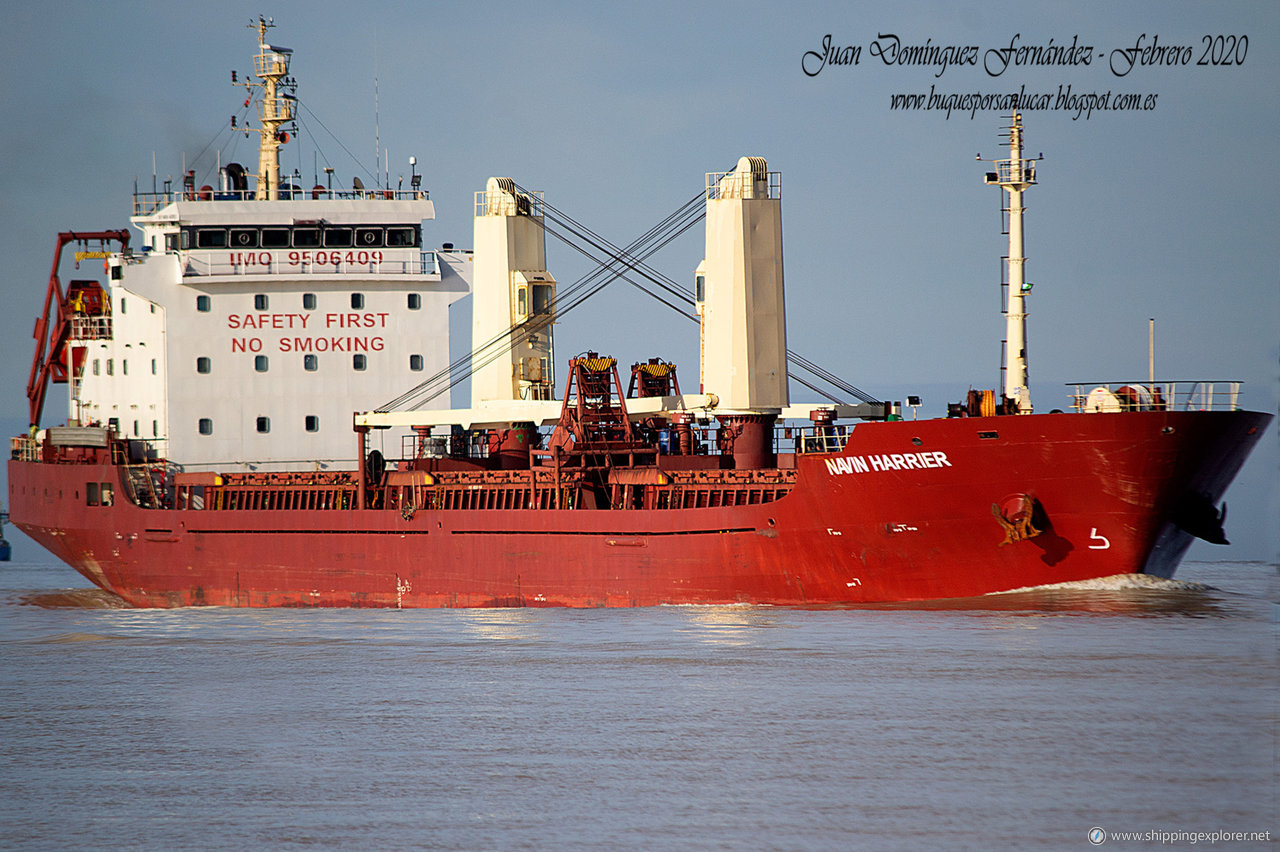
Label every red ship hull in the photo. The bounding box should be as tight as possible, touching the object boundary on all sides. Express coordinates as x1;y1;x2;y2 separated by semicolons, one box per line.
9;409;1268;607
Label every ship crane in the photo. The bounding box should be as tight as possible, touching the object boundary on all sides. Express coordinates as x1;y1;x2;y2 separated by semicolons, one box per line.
979;111;1040;414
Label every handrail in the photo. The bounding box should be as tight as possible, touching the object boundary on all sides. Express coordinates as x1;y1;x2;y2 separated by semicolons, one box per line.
179;249;440;278
1065;380;1242;412
133;187;430;216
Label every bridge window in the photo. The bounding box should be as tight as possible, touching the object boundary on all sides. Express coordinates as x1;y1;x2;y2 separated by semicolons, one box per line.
198;418;213;436
196;229;228;248
386;226;418;247
407;293;421;310
197;295;211;312
303;293;316;310
323;227;353;247
196;357;211;374
261;228;290;248
293;228;320;247
355;228;383;247
230;228;258;247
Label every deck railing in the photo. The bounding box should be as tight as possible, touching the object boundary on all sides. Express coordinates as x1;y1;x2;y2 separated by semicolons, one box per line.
180;249;440;278
133;187;429;216
1066;381;1242;412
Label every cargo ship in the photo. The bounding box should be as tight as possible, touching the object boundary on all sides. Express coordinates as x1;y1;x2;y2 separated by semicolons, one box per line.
8;21;1269;607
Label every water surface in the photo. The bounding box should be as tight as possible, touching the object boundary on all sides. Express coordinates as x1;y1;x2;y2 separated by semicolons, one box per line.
1;560;1274;850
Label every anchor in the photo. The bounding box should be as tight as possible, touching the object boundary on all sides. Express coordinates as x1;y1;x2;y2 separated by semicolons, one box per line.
993;493;1042;546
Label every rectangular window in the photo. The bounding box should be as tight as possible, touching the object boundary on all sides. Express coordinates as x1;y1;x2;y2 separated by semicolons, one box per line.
197;295;211;312
86;482;99;506
353;354;367;371
303;293;316;310
351;293;365;309
196;229;228;248
254;294;269;311
100;483;113;506
323;227;353;247
293;228;321;247
197;357;211;374
303;354;318;371
151;359;157;375
256;417;270;433
106;359;113;376
93;359;100;376
255;355;269;372
355;228;383;247
305;415;320;432
122;360;128;376
198;418;213;435
532;284;553;315
261;228;290;248
386;226;417;247
407;293;421;310
409;354;423;371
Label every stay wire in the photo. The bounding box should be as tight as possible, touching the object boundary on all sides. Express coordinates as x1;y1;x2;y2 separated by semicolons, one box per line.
378;190;707;411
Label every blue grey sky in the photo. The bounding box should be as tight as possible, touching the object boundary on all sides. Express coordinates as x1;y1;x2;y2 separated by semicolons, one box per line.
1;1;1275;561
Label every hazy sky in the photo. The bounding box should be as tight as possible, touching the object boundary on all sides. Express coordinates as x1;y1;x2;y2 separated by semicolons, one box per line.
1;1;1275;560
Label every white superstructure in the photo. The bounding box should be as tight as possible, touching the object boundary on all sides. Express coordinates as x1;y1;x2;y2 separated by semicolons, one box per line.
64;20;471;471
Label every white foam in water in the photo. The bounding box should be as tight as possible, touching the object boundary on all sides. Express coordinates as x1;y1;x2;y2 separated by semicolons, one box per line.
990;573;1214;595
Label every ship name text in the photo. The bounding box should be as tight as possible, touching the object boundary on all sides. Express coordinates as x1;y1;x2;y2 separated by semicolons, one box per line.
825;451;952;476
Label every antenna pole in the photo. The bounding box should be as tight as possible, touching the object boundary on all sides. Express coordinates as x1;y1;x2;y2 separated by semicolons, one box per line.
1148;318;1155;385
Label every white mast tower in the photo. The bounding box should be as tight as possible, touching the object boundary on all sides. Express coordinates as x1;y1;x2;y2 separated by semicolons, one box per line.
982;112;1037;414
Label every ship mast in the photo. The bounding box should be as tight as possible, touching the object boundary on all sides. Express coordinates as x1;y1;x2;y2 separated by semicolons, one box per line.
246;17;296;200
982;112;1038;414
